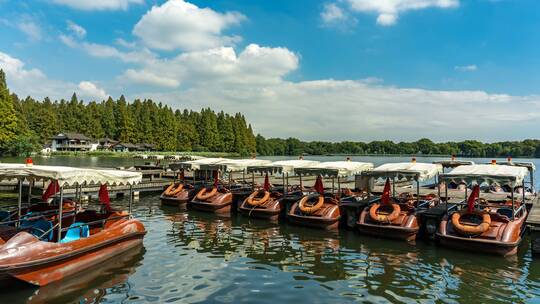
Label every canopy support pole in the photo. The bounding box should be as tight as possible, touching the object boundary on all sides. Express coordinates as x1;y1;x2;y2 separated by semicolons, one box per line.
416;179;420;205
57;185;63;242
17;180;22;228
332;177;335;196
511;188;515;220
283;173;287;196
445;183;448;214
27;180;33;204
242;171;246;184
129;184;133;216
392;176;396;197
299;175;303;190
337;177;341;197
437;180;441;204
229;172;233;188
531;171;535;193
251;172;255;190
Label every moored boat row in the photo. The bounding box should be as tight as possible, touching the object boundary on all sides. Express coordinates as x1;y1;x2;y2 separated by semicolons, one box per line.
161;157;537;257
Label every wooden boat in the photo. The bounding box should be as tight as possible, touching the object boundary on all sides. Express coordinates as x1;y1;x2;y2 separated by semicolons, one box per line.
287;161;374;230
357;162;442;241
437;163;534;256
160;182;197;207
239;159;320;221
0;163;145;285
188;159;271;215
23;244;144;304
0;212;145;286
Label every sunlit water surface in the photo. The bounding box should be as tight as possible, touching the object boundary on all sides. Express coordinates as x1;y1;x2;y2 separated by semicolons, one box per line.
0;155;539;303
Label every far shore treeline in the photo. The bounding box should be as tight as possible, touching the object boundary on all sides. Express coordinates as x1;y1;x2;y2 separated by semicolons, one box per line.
1;69;540;158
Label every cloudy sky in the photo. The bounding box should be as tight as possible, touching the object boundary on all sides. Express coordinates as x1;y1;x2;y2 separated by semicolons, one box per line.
1;0;540;142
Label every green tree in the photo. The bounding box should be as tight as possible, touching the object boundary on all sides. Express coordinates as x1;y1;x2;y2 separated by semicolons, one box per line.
0;70;19;153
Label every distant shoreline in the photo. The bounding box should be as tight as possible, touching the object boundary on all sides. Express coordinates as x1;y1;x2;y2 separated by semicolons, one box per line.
38;151;538;159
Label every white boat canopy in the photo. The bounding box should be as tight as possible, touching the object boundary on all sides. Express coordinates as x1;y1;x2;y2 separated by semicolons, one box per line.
367;162;442;182
439;164;528;186
0;164;142;186
432;159;475;168
247;160;320;175
210;159;272;172
491;161;535;172
169;158;227;171
294;161;374;178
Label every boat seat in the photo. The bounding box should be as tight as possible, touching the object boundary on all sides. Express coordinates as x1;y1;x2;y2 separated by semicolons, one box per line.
0;211;10;224
496;208;514;219
417;200;430;209
60;222;90;243
20;218;53;241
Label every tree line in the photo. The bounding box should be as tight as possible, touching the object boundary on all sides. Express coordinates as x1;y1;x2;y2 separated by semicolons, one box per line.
255;136;540;158
0;70;257;156
1;69;540;158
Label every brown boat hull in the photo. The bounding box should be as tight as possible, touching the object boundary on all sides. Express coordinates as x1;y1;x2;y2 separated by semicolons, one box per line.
238;196;282;221
437;209;527;257
160;189;192;206
356;203;422;242
287;199;341;230
190;192;233;215
0;217;146;286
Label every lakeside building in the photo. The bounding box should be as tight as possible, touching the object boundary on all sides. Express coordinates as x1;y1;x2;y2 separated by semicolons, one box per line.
111;142;140;152
98;138;119;150
51;132;98;152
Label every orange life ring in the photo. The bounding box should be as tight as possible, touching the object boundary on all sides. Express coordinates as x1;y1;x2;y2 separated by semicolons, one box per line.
298;195;324;214
451;209;491;236
369;203;401;223
196;187;218;201
246;190;270;207
164;183;184;196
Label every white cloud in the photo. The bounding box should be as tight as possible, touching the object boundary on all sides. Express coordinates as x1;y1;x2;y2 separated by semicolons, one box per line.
66;20;86;38
120;44;298;88
376;13;397;26
133;0;246;51
345;0;459;26
0;51;108;101
78;81;109;100
52;0;144;11
59;33;156;64
138;78;540;142
123;69;179;88
455;64;478;72
115;38;136;49
321;2;358;28
321;3;347;23
18;21;42;41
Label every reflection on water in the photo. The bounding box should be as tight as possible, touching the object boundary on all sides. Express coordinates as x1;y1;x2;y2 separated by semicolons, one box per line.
1;156;540;303
1;195;540;303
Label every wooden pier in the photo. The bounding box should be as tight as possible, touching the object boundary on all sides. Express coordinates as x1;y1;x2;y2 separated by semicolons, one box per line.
525;197;540;254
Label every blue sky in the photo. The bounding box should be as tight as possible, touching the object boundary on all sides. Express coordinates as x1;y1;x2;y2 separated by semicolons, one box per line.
1;0;540;141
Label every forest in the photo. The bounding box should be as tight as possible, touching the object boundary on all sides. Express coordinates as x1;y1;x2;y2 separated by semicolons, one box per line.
0;70;257;156
1;69;540;158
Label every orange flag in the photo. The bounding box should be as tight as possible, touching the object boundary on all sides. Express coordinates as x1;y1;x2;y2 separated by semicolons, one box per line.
467;185;480;213
382;178;391;205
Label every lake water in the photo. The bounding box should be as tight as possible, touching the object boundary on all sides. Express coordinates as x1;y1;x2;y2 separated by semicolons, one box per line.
1;155;540;303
